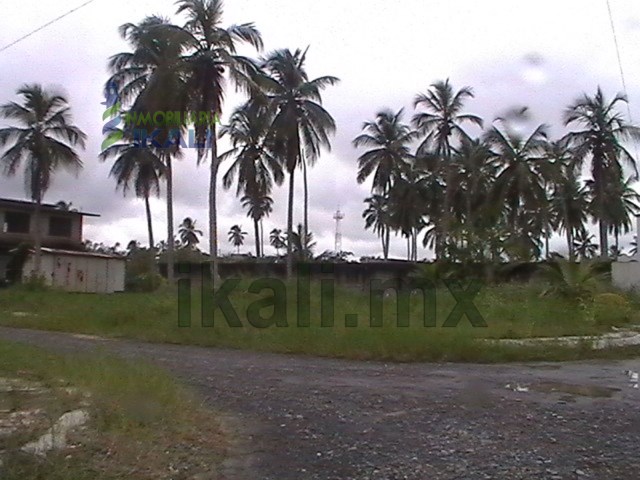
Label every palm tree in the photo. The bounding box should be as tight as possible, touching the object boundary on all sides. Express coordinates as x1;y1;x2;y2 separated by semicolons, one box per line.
353;109;416;193
564;87;640;256
100;132;164;249
241;192;273;257
261;48;339;277
0;84;86;275
175;0;263;284
179;217;203;248
228;224;247;253
221;103;284;197
573;228;599;260
485;122;550;259
600;175;640;251
363;194;391;259
107;15;191;284
220;102;283;257
288;223;316;260
270;228;286;256
412;79;483;253
549;159;589;261
386;170;429;261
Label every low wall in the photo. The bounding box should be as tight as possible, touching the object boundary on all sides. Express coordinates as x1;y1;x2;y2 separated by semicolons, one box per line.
612;259;640;291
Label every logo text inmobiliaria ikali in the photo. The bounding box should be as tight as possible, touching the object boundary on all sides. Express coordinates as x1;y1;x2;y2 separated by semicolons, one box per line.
101;81;221;151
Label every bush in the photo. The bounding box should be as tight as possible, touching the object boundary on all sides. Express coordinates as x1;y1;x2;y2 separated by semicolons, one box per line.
20;273;49;292
592;293;632;327
539;260;603;301
127;273;164;292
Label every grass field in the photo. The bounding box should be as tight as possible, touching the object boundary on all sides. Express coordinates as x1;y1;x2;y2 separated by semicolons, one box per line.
0;281;638;362
0;340;226;479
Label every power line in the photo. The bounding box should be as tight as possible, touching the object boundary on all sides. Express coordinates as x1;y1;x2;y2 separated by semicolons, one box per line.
0;0;99;54
605;0;634;122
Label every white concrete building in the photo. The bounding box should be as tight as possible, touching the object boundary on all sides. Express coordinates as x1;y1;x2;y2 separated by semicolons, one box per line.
612;216;640;291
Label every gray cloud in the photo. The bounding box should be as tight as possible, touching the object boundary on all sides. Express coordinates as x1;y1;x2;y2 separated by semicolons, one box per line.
1;0;640;258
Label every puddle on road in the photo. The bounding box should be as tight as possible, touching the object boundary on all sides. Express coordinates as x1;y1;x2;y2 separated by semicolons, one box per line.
532;381;620;398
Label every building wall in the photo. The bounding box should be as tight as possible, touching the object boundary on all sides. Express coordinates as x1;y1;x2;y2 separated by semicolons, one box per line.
0;208;83;249
22;253;125;293
612;260;640;291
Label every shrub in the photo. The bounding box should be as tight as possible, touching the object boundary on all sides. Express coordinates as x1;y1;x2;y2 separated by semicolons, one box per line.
539;260;603;301
592;293;632;327
128;273;164;293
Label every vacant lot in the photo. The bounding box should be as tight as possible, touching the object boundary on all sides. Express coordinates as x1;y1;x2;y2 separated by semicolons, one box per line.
1;282;638;362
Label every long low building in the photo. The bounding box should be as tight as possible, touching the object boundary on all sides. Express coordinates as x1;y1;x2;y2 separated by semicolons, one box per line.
21;247;125;294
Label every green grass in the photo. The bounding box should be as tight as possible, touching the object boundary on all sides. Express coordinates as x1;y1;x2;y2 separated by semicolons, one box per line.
0;340;226;479
0;281;638;362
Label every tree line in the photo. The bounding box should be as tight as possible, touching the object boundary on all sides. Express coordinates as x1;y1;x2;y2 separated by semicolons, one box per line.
355;80;640;262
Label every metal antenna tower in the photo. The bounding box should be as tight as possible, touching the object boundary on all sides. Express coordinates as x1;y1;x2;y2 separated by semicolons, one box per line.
333;208;345;252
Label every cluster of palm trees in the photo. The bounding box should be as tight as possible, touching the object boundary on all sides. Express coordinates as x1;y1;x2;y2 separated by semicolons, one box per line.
356;80;640;262
101;0;338;283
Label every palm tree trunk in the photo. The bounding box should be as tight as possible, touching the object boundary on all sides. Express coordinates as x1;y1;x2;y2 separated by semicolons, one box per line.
33;194;43;276
144;195;154;249
302;147;309;243
166;156;175;284
406;235;410;261
253;218;260;257
210;123;220;284
599;220;608;258
545;228;550;259
260;220;265;258
566;228;574;261
384;227;390;260
286;169;295;279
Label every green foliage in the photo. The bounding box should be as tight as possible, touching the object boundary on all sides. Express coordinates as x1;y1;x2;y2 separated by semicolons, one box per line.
540;260;603;301
128;273;165;293
0;281;634;362
20;273;49;292
592;292;632;327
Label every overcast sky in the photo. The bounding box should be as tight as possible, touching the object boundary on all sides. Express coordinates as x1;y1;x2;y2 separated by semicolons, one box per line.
2;0;640;258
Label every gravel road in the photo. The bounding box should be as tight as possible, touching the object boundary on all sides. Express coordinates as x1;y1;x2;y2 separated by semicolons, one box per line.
1;326;639;480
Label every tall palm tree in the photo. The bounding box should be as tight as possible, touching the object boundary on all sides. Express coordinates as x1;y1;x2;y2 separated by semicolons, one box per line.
241;192;273;257
564;87;640;256
179;217;203;248
0;84;86;275
412;79;483;253
221;102;283;257
270;228;286;256
261;48;338;277
353;109;416;193
549;157;589;261
100;132;164;249
228;224;247;253
107;15;190;284
485;122;550;259
386;169;429;261
363;194;391;259
175;0;263;283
